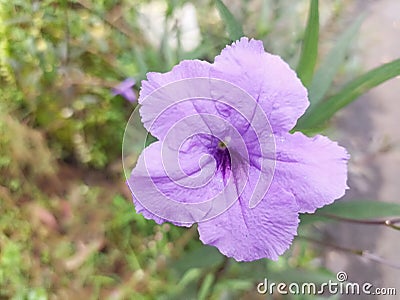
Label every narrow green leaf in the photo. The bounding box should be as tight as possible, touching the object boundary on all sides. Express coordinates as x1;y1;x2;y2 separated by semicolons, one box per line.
300;200;400;226
177;268;202;289
309;15;364;107
215;0;244;41
198;273;215;300
296;58;400;129
296;0;319;87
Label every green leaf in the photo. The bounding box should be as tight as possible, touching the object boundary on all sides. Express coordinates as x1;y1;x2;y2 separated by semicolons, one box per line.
215;0;244;41
171;245;224;275
308;15;364;107
296;0;319;87
300;200;400;226
296;58;400;129
198;273;215;300
176;268;202;289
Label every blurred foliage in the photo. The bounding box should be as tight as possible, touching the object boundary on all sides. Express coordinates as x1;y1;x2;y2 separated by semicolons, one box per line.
1;0;131;168
1;0;398;299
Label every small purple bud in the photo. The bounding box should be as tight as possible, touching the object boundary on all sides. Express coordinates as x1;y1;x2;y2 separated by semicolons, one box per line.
112;78;137;103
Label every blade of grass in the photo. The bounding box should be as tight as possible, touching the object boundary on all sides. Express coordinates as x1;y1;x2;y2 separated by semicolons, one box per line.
309;15;364;107
215;0;244;41
296;58;400;129
296;0;319;87
198;273;215;300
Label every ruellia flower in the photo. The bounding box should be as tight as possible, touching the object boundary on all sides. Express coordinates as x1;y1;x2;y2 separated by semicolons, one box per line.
125;37;349;261
112;78;137;103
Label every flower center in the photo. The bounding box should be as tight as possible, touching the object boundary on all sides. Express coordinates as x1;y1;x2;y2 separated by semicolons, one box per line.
218;140;227;150
214;140;231;179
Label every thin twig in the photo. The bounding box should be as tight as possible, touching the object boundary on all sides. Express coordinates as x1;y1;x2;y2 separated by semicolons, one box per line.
318;213;400;231
74;0;144;46
298;235;400;269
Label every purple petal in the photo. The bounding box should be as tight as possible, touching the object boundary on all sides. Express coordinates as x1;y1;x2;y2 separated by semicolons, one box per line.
210;37;309;133
112;78;137;103
197;179;299;261
127;141;234;226
272;132;349;213
139;60;212;140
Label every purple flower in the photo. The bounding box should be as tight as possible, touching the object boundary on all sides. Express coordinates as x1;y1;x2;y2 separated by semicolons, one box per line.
126;38;349;261
112;78;137;103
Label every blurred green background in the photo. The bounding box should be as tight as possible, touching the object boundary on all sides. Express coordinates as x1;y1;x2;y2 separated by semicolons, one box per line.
1;0;398;299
